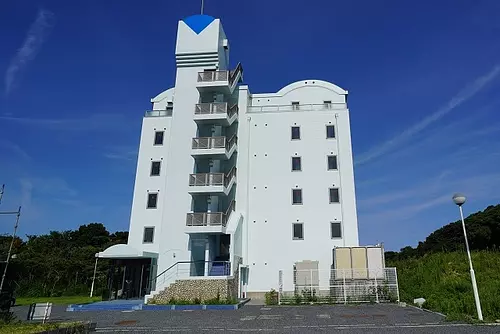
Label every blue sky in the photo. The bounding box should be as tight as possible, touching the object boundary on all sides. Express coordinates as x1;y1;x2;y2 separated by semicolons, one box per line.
1;0;499;251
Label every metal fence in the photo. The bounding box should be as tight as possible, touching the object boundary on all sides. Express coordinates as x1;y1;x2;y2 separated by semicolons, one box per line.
277;268;399;304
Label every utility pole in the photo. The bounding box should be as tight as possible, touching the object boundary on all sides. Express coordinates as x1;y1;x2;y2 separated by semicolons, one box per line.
0;184;5;204
201;0;204;15
0;184;22;292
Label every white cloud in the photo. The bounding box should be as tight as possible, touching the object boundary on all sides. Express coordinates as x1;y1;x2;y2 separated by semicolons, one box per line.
103;146;138;161
0;113;132;132
4;9;55;97
355;64;500;166
0;140;31;160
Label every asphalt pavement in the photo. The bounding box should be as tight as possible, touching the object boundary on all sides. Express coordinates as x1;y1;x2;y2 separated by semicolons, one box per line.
12;303;500;333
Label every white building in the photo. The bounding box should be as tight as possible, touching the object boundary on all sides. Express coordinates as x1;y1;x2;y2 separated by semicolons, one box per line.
97;14;359;302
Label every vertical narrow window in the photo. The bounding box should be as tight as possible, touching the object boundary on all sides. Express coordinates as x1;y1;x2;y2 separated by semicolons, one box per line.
166;102;173;115
326;125;336;139
329;188;340;203
291;126;301;140
143;227;155;243
291;157;302;171
330;222;342;238
150;161;161;176
154;131;164;145
292;101;300;110
147;193;158;209
292;189;303;205
292;223;304;240
327;155;338;170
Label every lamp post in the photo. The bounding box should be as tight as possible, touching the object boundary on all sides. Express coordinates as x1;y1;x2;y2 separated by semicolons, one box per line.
452;193;483;321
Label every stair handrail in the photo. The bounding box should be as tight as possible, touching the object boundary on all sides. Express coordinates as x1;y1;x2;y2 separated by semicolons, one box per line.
229;62;243;85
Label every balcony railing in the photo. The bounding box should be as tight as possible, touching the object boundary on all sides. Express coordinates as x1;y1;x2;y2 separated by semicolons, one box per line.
186;200;236;228
145;109;173;117
197;71;229;83
191;135;237;150
197;63;242;85
247;103;347;113
194;102;238;117
189;167;237;187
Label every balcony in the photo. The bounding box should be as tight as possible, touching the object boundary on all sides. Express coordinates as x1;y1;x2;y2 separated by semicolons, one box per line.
185;200;236;234
191;135;237;160
188;167;236;195
193;102;238;126
196;63;243;94
145;109;173;117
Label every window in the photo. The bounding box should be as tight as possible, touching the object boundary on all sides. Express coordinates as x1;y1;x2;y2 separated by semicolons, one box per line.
292;189;303;205
154;131;164;145
291;157;302;171
150;161;161;176
329;188;340;203
292;101;300;110
331;222;342;238
291;126;301;140
166;101;173;110
292;223;304;240
143;227;155;243
327;155;338;170
147;193;158;209
326;125;336;139
324;100;332;109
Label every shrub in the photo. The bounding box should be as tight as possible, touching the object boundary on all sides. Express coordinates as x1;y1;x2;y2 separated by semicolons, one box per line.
265;289;278;305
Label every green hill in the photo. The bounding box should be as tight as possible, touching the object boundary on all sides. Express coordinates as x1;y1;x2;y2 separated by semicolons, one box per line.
386;204;500;321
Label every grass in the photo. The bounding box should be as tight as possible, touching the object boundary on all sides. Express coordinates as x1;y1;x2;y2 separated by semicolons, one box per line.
15;295;102;306
388;250;500;322
0;322;83;334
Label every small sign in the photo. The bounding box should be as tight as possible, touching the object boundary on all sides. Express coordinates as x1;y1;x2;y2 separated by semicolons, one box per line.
27;302;52;323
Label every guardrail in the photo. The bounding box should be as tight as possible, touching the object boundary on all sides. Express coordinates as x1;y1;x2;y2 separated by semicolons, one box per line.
248;103;346;113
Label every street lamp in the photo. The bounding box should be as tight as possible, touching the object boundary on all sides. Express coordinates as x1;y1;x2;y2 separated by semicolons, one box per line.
452;193;483;321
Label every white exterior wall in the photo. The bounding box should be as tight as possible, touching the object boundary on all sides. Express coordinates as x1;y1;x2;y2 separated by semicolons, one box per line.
127;116;172;254
239;81;359;292
126;14;360;296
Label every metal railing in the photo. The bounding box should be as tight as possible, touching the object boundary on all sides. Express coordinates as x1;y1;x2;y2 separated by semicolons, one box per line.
188;167;237;187
194;102;239;117
197;71;229;82
248;103;347;113
196;62;242;85
145;109;173;117
186;200;236;228
191;135;237;150
150;260;233;292
276;268;399;305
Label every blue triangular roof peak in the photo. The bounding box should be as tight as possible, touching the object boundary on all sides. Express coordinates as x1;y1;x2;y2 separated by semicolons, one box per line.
183;15;215;34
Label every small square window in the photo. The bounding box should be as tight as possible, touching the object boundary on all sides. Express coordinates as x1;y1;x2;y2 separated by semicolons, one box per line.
326;125;336;139
166;102;173;110
291;157;302;171
150;161;161;176
329;188;340;203
324;100;332;109
331;222;342;238
291;126;301;140
292;223;304;240
292;189;303;205
143;227;155;243
327;155;338;170
147;193;158;209
154;131;164;145
292;101;300;110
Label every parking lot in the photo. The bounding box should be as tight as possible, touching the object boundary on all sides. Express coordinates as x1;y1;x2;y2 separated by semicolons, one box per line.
13;304;500;333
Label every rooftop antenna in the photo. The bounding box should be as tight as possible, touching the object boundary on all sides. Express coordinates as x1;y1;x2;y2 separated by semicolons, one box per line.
201;0;204;14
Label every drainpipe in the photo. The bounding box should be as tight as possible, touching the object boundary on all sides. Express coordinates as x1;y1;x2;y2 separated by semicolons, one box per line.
244;115;251;297
335;113;345;247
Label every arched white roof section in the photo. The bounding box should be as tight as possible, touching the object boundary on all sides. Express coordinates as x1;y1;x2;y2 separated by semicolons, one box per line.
276;80;347;97
151;87;175;103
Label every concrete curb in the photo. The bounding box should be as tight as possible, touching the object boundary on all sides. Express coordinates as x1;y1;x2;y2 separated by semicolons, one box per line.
407;304;446;318
68;298;251;312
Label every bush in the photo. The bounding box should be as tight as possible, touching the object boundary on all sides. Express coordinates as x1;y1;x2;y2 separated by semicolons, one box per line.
388;251;500;321
265;289;278;305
